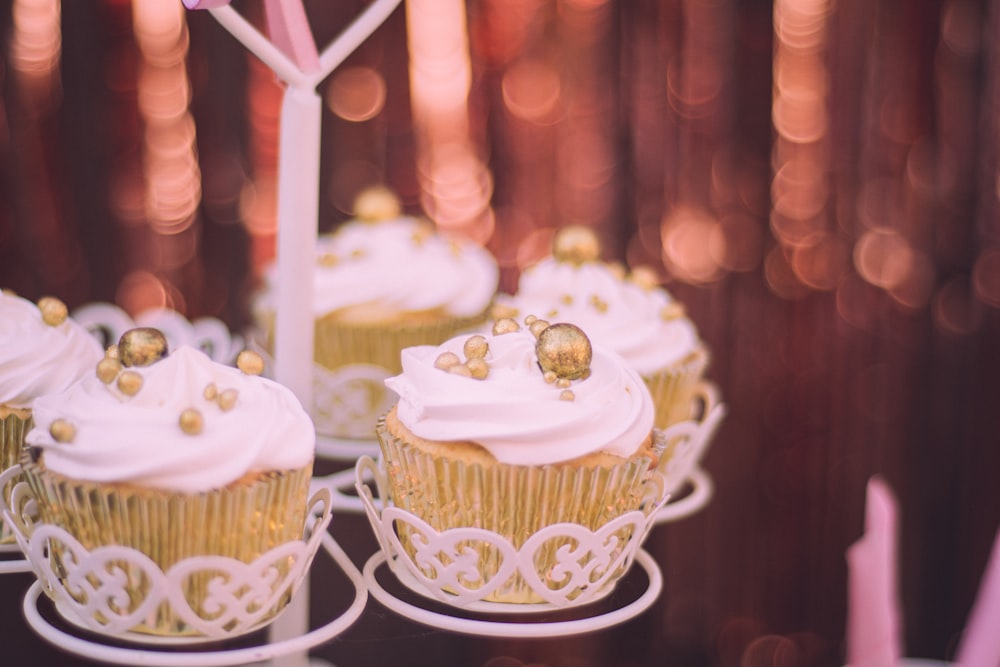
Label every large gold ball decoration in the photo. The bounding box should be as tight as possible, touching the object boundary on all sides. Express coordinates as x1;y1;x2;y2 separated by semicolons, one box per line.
236;350;265;376
535;323;593;380
38;296;68;326
354;185;401;222
118;328;169;367
552;225;600;265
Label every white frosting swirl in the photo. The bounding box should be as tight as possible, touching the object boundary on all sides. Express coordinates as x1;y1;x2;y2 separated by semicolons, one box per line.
498;259;702;375
26;346;315;493
257;217;499;320
0;293;104;409
385;328;654;465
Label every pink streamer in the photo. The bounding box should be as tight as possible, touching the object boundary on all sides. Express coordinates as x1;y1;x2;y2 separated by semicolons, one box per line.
181;0;233;9
846;477;903;667
955;527;1000;667
263;0;320;73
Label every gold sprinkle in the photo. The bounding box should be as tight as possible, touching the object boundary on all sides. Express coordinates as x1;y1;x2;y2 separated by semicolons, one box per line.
560;294;573;306
105;344;119;360
543;370;557;384
318;253;339;267
547;309;559;318
237;350;265;376
354;185;402;221
529;319;550;338
556;378;571;389
38;296;68;326
630;266;659;290
552;226;600;265
492;318;520;335
203;382;218;401
179;408;203;435
466;358;489;379
351;248;366;259
218;389;238;411
589;294;609;313
559;390;575;401
607;262;627;280
411;222;434;245
535;323;593;380
118;328;169;367
117;370;143;396
50;419;76;443
96;357;122;384
463;335;489;359
434;352;462;370
448;364;473;378
660;302;686;321
490;303;519;320
450;239;462;257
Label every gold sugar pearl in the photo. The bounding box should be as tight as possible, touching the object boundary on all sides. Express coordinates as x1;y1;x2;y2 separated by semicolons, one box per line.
560;294;573;305
96;357;122;384
490;303;519;320
560;390;575;401
179;408;203;435
524;314;537;326
552;225;600;265
105;344;119;360
492;318;520;335
50;419;76;443
411;221;434;245
218;388;239;411
660;302;686;321
38;296;68;326
434;352;461;370
318;253;339;268
629;266;660;290
607;262;627;280
237;350;265;376
556;378;571;389
117;370;143;396
466;357;489;380
529;319;550;338
589;295;609;313
535;322;593;380
351;248;366;259
543;370;557;384
463;335;489;359
204;382;218;401
354;184;402;222
1;288;17;296
118;328;169;367
448;364;473;378
547;309;559;319
580;367;591;380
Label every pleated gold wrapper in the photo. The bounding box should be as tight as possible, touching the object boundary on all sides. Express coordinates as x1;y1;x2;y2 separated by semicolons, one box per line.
376;416;662;604
643;345;710;429
0;409;31;544
20;457;313;636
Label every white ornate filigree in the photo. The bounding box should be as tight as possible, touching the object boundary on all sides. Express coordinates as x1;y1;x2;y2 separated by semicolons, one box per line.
654;381;726;496
0;465;333;639
311;363;395;439
355;456;670;608
72;302;244;365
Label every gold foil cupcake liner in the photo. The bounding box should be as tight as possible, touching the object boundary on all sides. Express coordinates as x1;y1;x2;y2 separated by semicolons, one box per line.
17;459;314;636
372;419;666;604
0;411;31;544
643;345;710;429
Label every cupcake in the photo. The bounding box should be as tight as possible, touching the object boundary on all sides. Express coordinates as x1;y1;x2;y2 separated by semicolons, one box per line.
494;226;708;428
0;291;103;542
254;186;499;439
376;318;664;603
21;329;315;636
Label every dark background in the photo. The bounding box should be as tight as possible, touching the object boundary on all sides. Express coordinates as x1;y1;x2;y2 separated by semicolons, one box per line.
1;1;998;665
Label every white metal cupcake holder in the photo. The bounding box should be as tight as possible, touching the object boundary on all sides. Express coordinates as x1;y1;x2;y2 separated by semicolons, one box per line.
0;465;369;665
350;385;725;636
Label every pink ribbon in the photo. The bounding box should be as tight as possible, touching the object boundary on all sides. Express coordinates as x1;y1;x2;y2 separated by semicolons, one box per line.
955;527;1000;666
846;477;903;667
263;0;320;73
181;0;233;8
